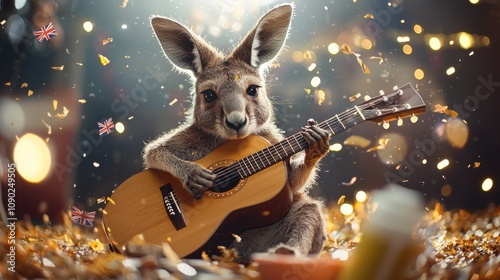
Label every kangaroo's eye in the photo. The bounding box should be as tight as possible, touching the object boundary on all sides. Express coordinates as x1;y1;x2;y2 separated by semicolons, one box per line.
203;89;217;103
246;85;260;97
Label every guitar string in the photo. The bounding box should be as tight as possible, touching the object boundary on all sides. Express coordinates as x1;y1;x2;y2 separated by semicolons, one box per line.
211;101;386;187
211;102;381;188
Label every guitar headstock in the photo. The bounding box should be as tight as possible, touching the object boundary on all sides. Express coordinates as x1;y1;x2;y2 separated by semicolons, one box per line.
360;83;426;124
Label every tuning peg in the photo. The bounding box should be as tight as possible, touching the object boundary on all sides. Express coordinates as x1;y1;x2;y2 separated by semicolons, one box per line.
410;113;419;123
397;117;403;126
383;121;390;129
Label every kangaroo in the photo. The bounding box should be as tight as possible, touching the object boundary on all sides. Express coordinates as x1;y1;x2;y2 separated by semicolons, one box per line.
144;3;330;261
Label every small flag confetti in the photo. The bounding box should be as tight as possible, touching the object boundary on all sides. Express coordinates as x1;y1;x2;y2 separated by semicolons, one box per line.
33;22;57;42
98;117;114;135
70;206;95;227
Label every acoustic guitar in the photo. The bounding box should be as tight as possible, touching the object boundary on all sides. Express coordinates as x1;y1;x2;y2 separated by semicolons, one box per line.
102;83;425;258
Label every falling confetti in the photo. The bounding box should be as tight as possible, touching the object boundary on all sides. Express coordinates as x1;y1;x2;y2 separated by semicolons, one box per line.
119;0;129;8
304;88;312;95
343;135;371;148
342;177;357;186
364;13;374;19
369;56;384;64
42;119;52;135
27;90;34;96
21;83;28;88
98;117;114;135
76;62;83;66
102;38;114;45
33;22;57;42
232;233;242;243
48;107;69;119
5;82;11;86
98;54;111;66
51;65;64;71
234;74;240;81
349;93;361;102
169;98;178;106
304;50;313;60
434;104;459;118
339;43;370;74
366;138;390;152
78;99;87;104
93;162;100;168
337;195;346;204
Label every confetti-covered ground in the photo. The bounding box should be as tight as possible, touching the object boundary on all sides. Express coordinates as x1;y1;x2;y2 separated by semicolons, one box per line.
1;204;498;279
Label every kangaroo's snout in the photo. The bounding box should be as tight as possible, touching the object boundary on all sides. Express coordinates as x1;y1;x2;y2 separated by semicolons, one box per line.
225;112;247;132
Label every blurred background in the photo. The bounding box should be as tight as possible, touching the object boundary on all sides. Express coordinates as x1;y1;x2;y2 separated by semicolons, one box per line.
0;0;499;223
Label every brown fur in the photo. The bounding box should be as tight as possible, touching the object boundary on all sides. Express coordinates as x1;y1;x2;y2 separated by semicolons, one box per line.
144;3;329;260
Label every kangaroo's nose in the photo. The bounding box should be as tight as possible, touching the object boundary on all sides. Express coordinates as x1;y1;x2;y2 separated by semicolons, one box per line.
225;112;247;131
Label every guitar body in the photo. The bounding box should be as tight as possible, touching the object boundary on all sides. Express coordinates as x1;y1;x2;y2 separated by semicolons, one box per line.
103;135;293;258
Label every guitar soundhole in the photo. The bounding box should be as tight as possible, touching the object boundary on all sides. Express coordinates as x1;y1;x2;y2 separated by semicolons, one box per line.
211;167;241;193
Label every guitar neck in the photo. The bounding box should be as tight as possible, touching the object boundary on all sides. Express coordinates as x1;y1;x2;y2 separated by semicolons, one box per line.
235;106;366;178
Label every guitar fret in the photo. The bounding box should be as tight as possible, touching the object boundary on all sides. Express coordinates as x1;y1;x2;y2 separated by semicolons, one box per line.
354;105;366;121
268;147;277;162
325;121;335;135
257;152;266;169
279;142;289;157
249;155;257;173
293;135;302;150
240;158;251;177
286;138;296;153
263;148;273;166
336;114;346;129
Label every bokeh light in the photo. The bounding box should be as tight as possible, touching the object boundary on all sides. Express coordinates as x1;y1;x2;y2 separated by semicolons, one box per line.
429;37;442;50
414;68;425;80
437;159;450;170
458;32;474;49
340;203;354;216
311;76;321;87
115;122;125;134
355;191;367;203
13;133;52;183
481;178;493;192
83;21;93;32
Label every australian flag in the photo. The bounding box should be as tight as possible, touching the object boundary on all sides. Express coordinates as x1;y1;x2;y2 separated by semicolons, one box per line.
33;22;57;42
71;206;96;227
98;117;114;136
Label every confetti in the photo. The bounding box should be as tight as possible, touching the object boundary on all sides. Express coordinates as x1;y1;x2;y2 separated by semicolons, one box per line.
304;50;313;60
169;98;178;106
88;240;105;252
434;104;459;118
47;106;69;119
343;135;371;148
98;117;114;135
33;22;57;42
27;90;34;96
232;233;242;243
0;20;6;25
304;88;312;95
53;100;58;110
316;90;326;105
102;38;113;45
339;43;370;74
78;99;87;104
308;63;316;71
342;177;357;186
369;56;384;64
349;93;361;102
42;119;52;135
98;54;110;66
5;82;11;86
51;65;64;71
93;162;100;168
21;82;28;88
364;13;374;19
366;138;390;152
76;62;83;66
234;74;240;81
119;0;129;8
337;195;346;204
70;206;96;227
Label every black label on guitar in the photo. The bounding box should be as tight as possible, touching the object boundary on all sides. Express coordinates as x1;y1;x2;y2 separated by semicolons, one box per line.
159;183;187;230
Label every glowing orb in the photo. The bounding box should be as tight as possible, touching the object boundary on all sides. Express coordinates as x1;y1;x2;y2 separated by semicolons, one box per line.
13;133;52;183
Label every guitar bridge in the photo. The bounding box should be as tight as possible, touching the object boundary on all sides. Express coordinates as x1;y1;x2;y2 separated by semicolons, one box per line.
159;183;187;230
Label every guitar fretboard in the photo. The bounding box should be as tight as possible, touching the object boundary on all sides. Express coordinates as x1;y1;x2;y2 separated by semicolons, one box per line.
213;106;367;187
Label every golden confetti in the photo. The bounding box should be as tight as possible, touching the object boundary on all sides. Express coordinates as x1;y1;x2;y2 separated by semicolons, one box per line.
474;162;481;168
169;98;178;106
304;88;312;95
102;38;113;45
98;54;110;66
93;162;100;168
201;251;211;261
349;93;361;102
88;239;105;252
53;100;58;110
28;90;34;96
51;65;64;71
343;135;371;148
107;197;116;205
76;62;83;66
47;107;69;119
78;99;87;104
43;214;51;225
316;89;326;105
342;177;357;186
21;82;28;88
337;195;346;204
98;208;108;215
304;50;313;59
0;20;6;25
119;0;128;8
232;233;242;243
364;13;374;19
339;43;370;74
234;74;240;81
42;119;52;135
5;82;11;86
434;104;459;118
97;197;106;204
369;56;384;64
366;138;390;152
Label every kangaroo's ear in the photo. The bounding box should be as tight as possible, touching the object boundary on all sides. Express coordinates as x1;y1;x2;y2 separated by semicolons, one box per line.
151;17;220;76
231;3;293;69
